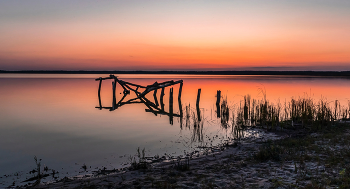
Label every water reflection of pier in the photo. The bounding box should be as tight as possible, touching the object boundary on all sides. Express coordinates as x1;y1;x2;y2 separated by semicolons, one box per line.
95;75;242;144
95;75;184;125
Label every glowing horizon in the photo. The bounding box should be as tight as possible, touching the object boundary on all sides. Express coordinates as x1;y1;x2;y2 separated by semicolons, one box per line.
1;0;350;71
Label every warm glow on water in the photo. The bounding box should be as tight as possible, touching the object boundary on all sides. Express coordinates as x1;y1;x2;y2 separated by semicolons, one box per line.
1;74;350;186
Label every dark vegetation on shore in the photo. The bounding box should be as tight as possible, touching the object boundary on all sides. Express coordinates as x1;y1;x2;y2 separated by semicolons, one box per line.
2;70;350;77
229;92;350;132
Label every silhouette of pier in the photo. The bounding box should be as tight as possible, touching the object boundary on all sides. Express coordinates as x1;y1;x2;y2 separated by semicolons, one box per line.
95;75;183;124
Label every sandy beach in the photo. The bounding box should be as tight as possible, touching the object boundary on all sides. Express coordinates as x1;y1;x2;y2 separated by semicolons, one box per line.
22;125;349;189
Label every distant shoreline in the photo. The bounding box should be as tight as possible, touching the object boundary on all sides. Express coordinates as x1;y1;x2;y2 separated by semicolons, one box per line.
1;70;350;77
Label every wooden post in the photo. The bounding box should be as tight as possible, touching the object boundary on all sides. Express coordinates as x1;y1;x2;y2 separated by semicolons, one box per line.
196;88;201;107
178;82;183;128
98;77;102;96
196;88;201;121
98;78;102;109
169;87;174;125
216;90;221;118
153;89;159;106
160;87;165;111
112;79;117;110
178;82;183;117
178;82;183;100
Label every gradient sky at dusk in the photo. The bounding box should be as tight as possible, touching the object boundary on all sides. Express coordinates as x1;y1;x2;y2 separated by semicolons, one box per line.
0;0;350;71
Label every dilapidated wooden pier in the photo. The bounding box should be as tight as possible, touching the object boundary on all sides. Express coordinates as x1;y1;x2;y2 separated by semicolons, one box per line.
95;75;183;124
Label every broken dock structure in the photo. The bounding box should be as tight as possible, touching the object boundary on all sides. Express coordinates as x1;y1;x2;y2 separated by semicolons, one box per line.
95;75;183;124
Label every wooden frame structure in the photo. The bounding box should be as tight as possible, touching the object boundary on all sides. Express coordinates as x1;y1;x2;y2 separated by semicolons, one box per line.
95;75;183;124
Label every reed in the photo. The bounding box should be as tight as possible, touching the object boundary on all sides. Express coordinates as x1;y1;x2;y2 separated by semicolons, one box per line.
220;97;230;129
230;93;350;132
129;147;147;170
191;109;203;142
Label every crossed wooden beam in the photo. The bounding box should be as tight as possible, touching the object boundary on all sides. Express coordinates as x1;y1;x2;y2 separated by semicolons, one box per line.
95;75;183;124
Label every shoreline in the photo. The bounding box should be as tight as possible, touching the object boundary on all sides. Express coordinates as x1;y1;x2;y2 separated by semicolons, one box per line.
13;123;350;188
30;128;287;188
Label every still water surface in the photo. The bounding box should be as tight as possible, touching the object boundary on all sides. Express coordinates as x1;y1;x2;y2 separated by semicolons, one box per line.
1;74;350;186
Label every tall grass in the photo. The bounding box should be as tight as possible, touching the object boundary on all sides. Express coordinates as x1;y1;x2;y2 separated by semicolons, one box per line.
183;104;203;142
230;92;350;131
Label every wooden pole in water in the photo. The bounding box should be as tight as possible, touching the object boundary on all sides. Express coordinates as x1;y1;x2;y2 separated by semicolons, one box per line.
160;87;165;111
98;78;102;109
153;89;159;106
178;81;183;120
196;88;201;121
178;82;183;100
169;87;174;125
112;79;117;110
216;90;221;118
98;77;102;96
196;88;201;107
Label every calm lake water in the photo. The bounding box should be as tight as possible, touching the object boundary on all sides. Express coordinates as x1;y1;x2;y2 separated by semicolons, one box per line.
1;74;350;186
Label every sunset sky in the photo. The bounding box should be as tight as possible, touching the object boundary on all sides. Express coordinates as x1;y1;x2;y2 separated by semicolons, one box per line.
0;0;350;71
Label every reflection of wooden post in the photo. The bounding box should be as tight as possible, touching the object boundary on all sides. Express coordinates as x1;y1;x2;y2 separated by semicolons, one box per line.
98;78;102;109
216;90;221;118
160;87;165;111
153;89;159;106
196;104;201;122
196;88;201;121
112;79;117;110
178;97;183;129
178;98;183;117
169;87;173;125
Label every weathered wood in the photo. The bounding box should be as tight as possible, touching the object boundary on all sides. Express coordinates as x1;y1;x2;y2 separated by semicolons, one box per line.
122;81;147;88
139;98;157;116
140;96;158;109
178;81;183;100
196;88;201;121
141;80;183;97
95;76;112;81
216;90;221;118
145;109;181;117
117;80;131;95
153;88;159;106
112;80;117;110
96;75;183;122
98;78;102;109
169;87;174;125
216;90;221;105
196;88;201;107
160;87;165;111
98;77;102;96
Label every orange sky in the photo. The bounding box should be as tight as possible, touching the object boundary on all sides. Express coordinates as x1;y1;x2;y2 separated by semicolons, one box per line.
0;1;350;70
